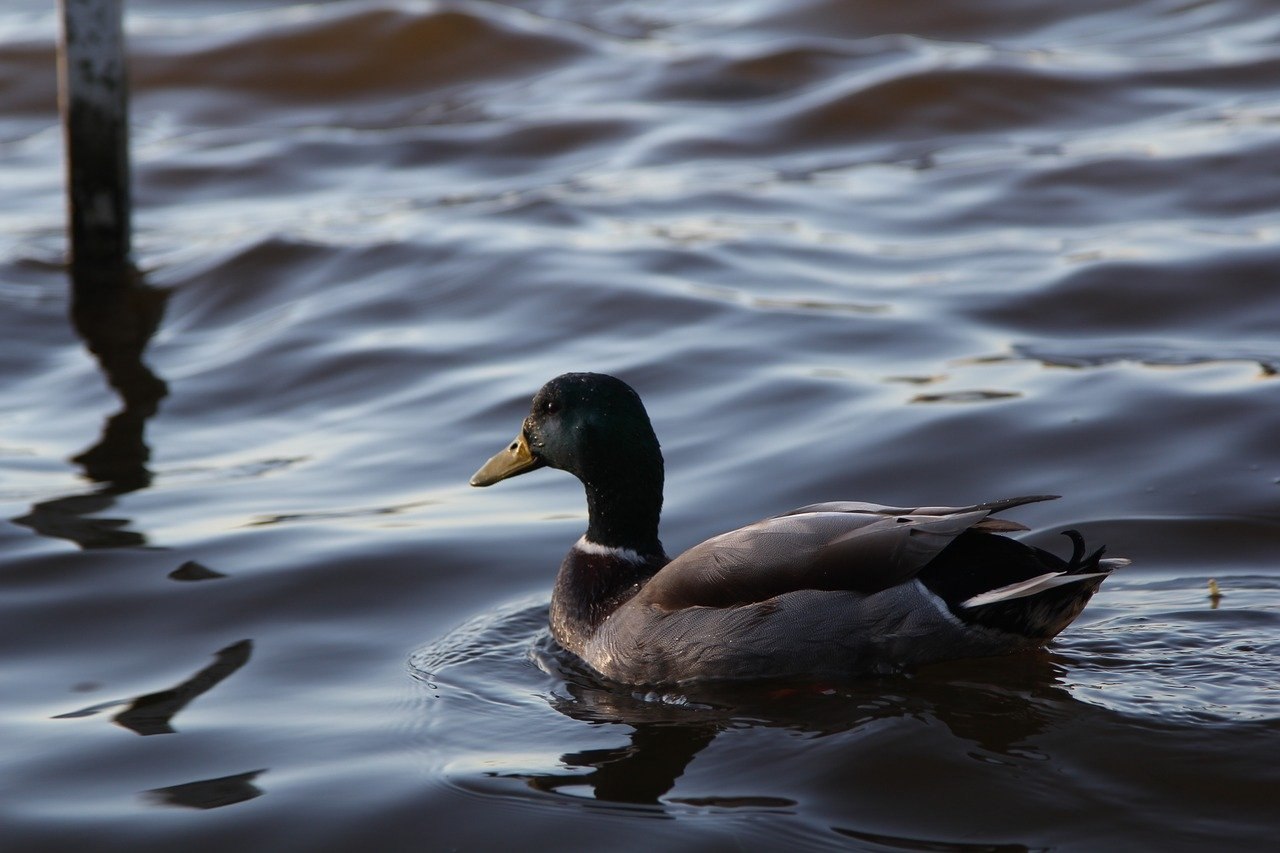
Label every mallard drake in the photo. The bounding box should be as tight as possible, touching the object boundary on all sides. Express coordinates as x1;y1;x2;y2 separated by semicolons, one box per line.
471;372;1125;685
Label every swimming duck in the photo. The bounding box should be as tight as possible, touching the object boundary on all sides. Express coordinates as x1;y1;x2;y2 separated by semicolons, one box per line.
471;373;1124;685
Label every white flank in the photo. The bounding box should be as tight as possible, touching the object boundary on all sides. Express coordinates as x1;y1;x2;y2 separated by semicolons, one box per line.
574;535;647;564
961;571;1111;609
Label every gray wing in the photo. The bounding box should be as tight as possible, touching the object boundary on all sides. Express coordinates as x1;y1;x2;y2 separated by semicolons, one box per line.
640;495;1058;610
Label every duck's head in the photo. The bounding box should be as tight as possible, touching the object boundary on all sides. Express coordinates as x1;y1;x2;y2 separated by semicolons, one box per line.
470;373;662;494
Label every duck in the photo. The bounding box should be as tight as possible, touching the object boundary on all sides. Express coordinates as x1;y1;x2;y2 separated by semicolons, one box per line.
470;372;1125;686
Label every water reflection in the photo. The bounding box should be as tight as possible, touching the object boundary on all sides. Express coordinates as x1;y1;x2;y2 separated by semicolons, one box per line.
145;768;267;810
500;721;719;806
12;264;168;549
499;652;1073;807
55;639;252;735
832;825;1033;852
169;560;228;581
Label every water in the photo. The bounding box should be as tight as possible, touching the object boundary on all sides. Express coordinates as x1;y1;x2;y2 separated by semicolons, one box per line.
3;0;1279;849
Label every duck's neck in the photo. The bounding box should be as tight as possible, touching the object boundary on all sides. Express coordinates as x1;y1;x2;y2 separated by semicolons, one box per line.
582;473;665;556
549;470;668;657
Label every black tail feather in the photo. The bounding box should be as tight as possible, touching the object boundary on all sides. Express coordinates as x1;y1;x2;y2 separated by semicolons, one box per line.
1061;529;1086;567
922;527;1112;643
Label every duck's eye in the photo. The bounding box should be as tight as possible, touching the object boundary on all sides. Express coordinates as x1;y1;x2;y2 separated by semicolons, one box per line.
544;400;560;415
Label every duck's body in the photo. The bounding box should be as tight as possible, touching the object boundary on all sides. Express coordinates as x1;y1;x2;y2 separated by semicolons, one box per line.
472;373;1124;686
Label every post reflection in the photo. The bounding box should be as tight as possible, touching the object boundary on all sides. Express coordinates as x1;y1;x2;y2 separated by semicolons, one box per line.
145;768;267;810
54;639;252;735
12;263;168;548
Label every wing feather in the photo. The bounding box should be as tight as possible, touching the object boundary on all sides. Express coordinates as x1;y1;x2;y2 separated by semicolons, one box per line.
641;496;1057;610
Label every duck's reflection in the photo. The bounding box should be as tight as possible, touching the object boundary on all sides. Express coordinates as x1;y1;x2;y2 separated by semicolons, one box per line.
503;651;1075;807
145;768;267;810
833;824;1033;852
12;264;168;548
54;639;252;735
506;721;719;806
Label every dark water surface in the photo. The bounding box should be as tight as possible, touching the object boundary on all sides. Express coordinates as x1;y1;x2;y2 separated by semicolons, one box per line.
3;0;1279;849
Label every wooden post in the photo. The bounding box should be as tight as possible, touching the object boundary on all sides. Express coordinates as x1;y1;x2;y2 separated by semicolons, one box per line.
57;0;132;284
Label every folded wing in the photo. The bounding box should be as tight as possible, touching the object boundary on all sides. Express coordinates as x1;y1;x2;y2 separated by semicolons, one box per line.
641;495;1058;610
